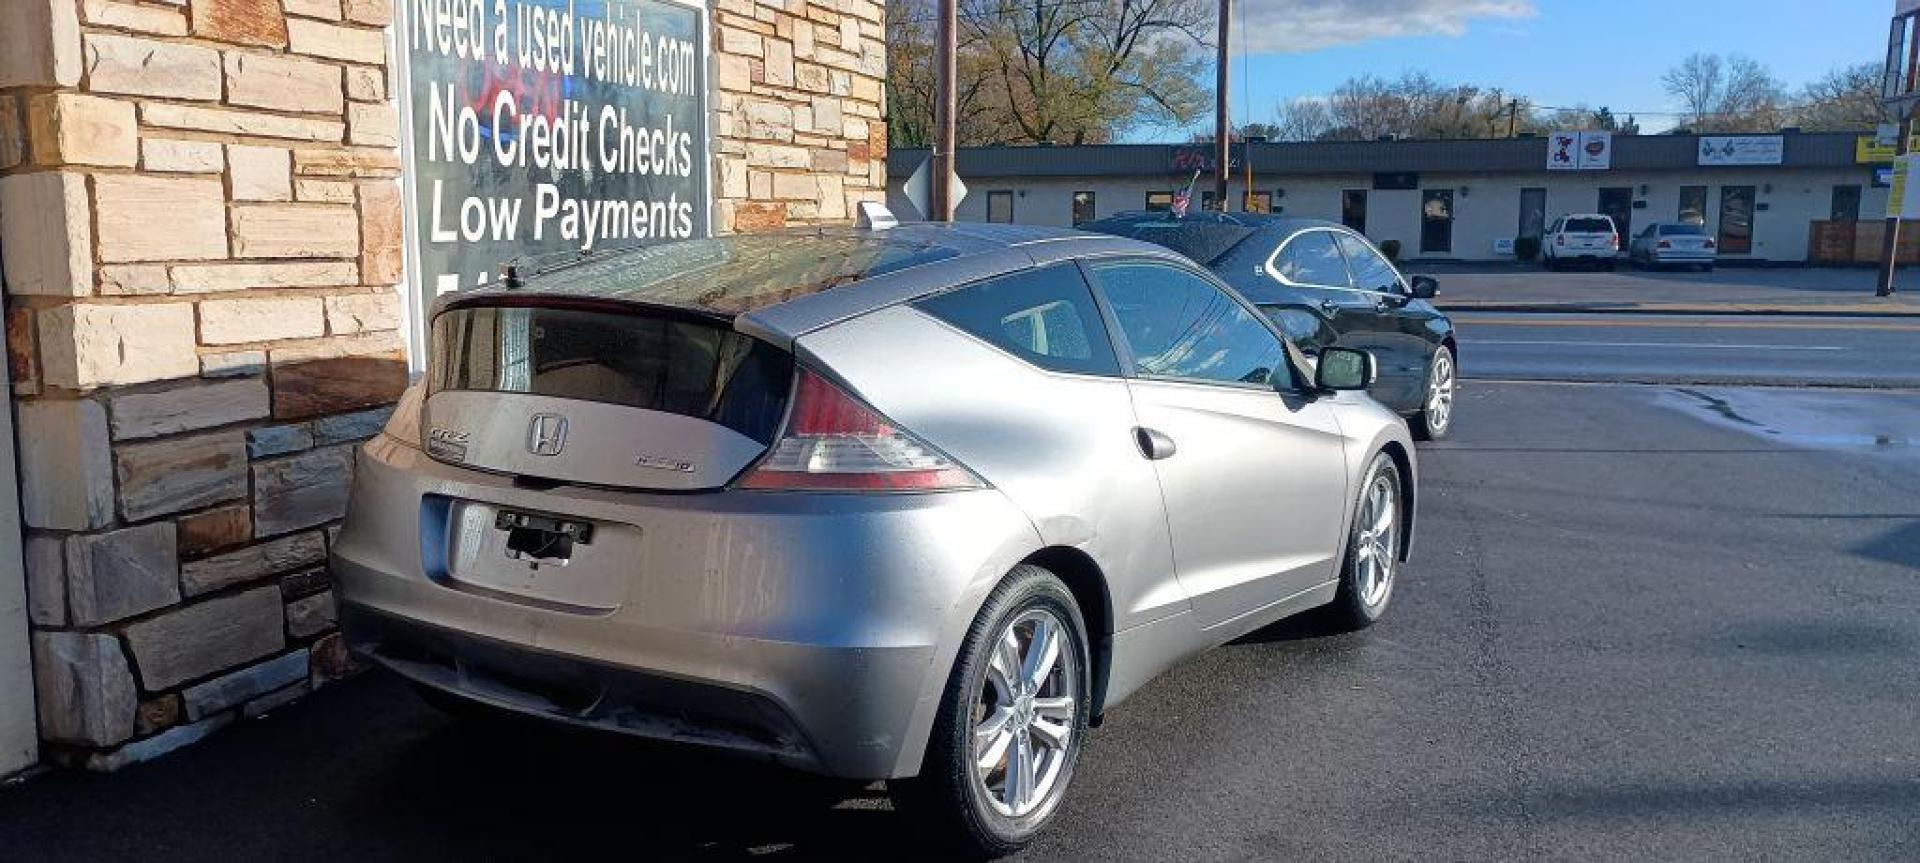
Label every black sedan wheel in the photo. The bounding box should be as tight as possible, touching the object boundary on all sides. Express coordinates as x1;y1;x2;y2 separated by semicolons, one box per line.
1411;345;1456;441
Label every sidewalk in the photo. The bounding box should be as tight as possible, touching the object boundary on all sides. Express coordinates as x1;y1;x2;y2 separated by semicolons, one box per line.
1411;263;1920;317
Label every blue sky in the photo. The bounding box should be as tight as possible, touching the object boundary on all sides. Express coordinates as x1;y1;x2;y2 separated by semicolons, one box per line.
1154;0;1889;141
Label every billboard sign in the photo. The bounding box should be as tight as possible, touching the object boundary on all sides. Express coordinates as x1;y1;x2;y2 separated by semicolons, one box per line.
1698;135;1784;166
399;0;711;335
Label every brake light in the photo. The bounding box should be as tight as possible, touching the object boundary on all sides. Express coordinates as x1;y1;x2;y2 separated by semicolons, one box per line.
738;367;983;491
1610;234;1620;250
1657;240;1672;249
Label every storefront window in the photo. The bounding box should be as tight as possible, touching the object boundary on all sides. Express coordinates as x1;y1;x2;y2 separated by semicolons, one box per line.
1072;191;1097;224
1679;186;1709;224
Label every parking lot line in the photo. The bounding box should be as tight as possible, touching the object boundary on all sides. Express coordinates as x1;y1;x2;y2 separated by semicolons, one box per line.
1472;339;1846;351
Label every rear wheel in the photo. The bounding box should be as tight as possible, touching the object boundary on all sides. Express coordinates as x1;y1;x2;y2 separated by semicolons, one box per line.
1323;453;1403;631
1410;345;1456;441
893;566;1090;857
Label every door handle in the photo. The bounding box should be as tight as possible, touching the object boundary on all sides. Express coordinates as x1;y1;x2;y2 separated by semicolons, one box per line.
1134;427;1177;460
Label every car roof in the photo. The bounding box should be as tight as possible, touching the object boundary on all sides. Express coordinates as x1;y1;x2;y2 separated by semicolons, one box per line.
435;222;1183;349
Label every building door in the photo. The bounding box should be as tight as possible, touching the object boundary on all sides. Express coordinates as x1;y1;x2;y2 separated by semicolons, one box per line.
0;315;35;777
1517;187;1547;241
1598;187;1633;242
1341;189;1368;232
1718;186;1756;254
1420;189;1453;254
1830;185;1862;222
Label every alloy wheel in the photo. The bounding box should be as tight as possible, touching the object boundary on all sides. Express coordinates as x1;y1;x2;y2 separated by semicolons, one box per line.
971;608;1077;819
1425;350;1456;433
1353;472;1398;608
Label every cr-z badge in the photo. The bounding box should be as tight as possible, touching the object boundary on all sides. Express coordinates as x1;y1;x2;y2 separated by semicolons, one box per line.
426;427;470;461
634;454;696;473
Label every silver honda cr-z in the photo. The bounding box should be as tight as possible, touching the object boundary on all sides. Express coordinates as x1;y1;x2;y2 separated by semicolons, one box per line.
330;220;1418;856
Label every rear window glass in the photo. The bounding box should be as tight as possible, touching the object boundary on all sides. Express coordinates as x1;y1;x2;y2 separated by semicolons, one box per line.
915;263;1119;376
514;233;960;315
1659;224;1706;236
430;305;792;444
1081;219;1257;266
1565;217;1614;233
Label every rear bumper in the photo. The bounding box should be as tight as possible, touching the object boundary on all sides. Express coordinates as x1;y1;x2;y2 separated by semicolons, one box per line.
1649;250;1716;265
330;434;1041;779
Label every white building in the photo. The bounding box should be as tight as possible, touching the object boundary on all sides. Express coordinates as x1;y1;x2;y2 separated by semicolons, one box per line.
888;132;1885;263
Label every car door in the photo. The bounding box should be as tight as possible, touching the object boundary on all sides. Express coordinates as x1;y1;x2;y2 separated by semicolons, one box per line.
1081;257;1351;633
1258;227;1354;356
1330;231;1428;410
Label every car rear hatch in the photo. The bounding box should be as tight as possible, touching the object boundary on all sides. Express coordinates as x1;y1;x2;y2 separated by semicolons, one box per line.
423;297;792;492
1562;217;1616;251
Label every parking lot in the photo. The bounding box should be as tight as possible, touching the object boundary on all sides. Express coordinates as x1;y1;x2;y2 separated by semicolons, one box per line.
4;294;1918;860
1410;261;1920;312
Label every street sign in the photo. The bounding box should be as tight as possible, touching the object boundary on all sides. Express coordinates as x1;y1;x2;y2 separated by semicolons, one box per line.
902;158;967;220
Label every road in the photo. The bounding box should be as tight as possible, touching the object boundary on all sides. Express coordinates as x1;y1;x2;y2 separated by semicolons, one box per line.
4;318;1919;860
1456;312;1920;387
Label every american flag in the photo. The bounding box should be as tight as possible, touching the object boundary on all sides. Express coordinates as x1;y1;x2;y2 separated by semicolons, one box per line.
1170;169;1200;216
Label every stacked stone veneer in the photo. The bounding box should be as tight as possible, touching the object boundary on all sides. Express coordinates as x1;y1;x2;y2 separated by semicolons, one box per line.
0;0;404;769
711;0;889;230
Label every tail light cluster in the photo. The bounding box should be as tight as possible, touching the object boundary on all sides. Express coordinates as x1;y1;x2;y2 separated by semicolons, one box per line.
738;367;983;492
1657;240;1673;249
1704;238;1717;249
1610;234;1621;250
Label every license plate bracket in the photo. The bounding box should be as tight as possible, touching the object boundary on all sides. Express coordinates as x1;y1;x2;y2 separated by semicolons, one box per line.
494;509;594;564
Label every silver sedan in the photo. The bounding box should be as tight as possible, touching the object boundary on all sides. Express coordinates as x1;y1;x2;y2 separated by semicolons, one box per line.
1628;221;1719;270
330;221;1418;855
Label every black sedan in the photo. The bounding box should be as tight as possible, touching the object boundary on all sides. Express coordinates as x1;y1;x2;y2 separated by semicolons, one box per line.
1080;212;1458;439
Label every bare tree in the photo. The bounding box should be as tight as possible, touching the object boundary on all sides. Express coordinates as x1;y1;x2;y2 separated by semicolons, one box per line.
885;0;1213;147
1794;62;1886;131
1273;97;1335;141
1661;52;1787;132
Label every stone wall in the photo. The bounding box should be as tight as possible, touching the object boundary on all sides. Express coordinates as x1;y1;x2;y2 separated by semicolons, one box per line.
711;0;888;230
0;0;403;769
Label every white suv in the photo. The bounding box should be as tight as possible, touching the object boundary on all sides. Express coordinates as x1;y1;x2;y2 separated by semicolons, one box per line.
1542;214;1620;271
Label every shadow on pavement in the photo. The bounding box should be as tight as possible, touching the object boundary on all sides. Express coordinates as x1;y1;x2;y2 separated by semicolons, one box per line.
0;673;939;862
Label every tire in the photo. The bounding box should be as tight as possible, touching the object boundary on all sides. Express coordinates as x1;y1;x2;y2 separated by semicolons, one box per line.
1322;453;1404;631
892;566;1091;858
1410;345;1456;441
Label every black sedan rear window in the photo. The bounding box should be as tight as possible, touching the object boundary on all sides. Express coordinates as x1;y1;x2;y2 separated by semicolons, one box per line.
1080;218;1257;266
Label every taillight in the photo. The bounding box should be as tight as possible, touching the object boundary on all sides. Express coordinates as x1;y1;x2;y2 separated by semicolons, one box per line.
1610;234;1620;249
738;367;983;492
1555;235;1566;246
1704;239;1717;249
1657;240;1672;249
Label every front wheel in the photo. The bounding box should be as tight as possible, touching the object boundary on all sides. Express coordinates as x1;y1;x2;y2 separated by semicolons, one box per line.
893;565;1091;857
1323;453;1404;631
1410;345;1456;441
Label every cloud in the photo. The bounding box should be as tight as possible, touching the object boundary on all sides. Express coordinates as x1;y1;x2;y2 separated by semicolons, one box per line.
1238;0;1536;54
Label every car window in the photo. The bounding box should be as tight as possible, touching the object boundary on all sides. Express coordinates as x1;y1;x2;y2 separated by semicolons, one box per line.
1083;260;1288;388
1659;223;1706;236
1334;234;1403;294
915;262;1121;376
1273;231;1354;287
1548;217;1562;233
1566;217;1613;233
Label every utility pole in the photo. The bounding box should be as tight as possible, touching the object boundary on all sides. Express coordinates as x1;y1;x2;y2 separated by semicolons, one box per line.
1877;3;1920;296
1507;99;1520;138
929;0;957;221
1213;0;1231;210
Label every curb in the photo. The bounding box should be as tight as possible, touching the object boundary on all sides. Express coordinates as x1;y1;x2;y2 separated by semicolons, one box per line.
1437;302;1920;318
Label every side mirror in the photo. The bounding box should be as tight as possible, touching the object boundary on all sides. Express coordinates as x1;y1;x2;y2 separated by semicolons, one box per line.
1408;275;1439;299
1315;347;1376;392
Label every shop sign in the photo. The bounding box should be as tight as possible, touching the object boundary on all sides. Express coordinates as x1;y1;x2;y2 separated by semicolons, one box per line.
1547;131;1611;171
1697;135;1784;166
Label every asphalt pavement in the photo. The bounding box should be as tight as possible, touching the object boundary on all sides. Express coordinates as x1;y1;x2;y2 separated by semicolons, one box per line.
1455;313;1920;387
1410;263;1920;316
3;372;1917;859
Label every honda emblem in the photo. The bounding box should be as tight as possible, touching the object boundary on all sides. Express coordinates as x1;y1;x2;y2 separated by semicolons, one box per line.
527;413;569;456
